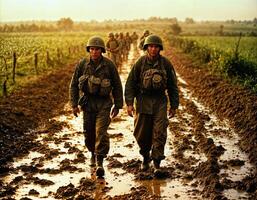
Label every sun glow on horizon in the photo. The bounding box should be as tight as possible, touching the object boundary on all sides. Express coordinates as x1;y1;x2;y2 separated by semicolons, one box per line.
0;0;256;22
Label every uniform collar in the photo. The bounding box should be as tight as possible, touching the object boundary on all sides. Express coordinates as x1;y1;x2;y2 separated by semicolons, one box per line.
87;56;107;71
146;54;161;66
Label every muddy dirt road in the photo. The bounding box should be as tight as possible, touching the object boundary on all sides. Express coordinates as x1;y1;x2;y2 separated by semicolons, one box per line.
1;47;257;200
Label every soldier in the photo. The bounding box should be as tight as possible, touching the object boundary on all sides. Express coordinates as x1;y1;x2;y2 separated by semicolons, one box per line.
69;36;123;177
125;32;132;52
131;31;139;50
125;35;179;176
114;33;122;69
138;30;150;50
106;32;120;67
119;32;127;62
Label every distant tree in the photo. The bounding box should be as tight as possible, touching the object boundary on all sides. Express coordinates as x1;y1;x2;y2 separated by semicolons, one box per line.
185;17;195;24
29;24;39;32
253;18;257;25
169;17;178;24
219;24;224;35
171;23;182;35
57;17;74;31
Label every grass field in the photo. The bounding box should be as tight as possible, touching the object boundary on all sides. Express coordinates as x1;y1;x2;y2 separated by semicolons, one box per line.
183;36;257;65
0;32;108;96
168;34;257;92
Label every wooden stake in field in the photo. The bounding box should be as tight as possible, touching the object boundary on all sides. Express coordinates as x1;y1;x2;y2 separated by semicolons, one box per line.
12;52;16;83
34;53;39;75
1;56;8;97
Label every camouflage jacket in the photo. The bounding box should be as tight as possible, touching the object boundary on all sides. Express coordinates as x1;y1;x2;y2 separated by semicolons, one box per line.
69;56;123;112
125;55;179;114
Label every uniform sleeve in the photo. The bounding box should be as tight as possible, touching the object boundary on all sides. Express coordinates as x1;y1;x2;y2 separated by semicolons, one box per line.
106;40;110;51
69;61;83;108
165;58;179;109
111;64;124;109
138;39;144;50
125;60;141;106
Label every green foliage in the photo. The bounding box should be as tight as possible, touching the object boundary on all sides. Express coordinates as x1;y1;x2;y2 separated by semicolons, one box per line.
170;23;182;36
169;35;257;92
57;18;74;31
185;18;195;24
0;32;96;96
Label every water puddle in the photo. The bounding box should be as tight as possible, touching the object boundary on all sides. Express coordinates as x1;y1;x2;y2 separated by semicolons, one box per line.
176;75;254;199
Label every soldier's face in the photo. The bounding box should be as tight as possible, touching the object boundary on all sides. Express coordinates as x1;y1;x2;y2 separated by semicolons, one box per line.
147;44;160;57
89;47;102;60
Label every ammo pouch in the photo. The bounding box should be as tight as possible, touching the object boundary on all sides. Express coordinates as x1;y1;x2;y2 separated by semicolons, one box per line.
78;75;89;93
99;78;112;96
142;69;166;91
87;75;101;95
87;76;112;96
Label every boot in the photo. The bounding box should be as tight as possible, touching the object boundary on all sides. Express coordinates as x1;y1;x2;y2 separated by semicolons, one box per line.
141;155;150;171
96;155;105;177
153;159;162;177
89;152;96;167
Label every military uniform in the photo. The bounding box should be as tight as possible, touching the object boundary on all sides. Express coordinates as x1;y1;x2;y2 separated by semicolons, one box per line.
69;36;123;176
125;35;179;170
131;32;139;50
70;56;123;156
119;33;127;62
138;30;150;50
106;33;120;67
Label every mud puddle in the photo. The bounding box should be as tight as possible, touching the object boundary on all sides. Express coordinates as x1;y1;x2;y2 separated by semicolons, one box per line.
1;48;255;200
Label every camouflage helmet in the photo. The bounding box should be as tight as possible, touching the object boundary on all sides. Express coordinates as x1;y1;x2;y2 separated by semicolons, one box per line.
143;35;163;50
86;36;106;53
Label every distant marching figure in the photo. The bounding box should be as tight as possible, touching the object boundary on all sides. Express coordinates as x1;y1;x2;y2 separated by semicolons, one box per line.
106;32;120;68
138;29;150;50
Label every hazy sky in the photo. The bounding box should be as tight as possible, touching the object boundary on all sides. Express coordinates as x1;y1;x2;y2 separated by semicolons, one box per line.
0;0;256;22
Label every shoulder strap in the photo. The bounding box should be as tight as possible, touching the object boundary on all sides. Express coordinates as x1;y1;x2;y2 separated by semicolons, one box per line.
78;58;90;76
160;56;169;73
139;56;147;80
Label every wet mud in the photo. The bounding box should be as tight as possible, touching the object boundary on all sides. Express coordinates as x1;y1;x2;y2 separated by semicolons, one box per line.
0;44;256;199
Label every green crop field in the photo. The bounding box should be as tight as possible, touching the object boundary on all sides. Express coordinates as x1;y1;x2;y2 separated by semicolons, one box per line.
168;34;257;92
0;32;108;96
183;36;257;65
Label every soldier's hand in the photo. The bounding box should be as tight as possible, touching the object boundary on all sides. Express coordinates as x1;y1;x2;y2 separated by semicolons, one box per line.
127;105;134;117
72;106;80;117
168;108;176;119
111;107;119;118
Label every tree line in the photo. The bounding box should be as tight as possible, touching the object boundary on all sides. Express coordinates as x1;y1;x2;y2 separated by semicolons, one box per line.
1;17;256;33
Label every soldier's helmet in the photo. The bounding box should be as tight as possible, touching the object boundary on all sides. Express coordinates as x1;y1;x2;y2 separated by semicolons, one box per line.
109;32;114;37
86;36;106;53
144;30;150;35
143;35;163;50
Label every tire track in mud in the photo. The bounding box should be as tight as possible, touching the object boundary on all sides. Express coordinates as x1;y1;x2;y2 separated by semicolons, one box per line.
0;47;255;200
